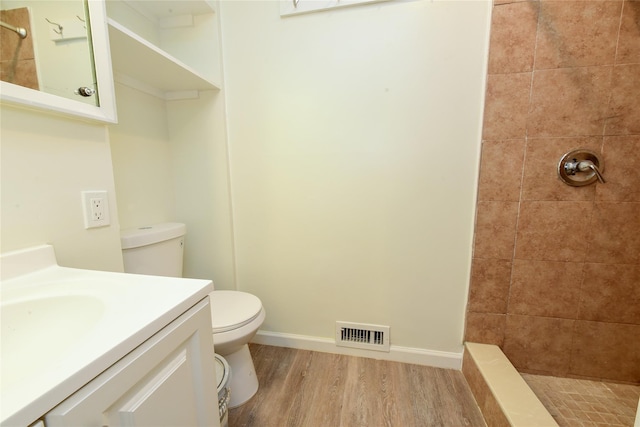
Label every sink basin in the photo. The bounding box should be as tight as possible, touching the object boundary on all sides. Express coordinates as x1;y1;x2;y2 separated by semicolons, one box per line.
1;294;105;388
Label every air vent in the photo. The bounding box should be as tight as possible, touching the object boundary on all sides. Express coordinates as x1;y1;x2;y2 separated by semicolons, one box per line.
335;321;390;352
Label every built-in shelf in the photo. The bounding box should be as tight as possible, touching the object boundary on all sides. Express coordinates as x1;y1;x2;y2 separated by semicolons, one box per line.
107;19;220;96
122;0;216;21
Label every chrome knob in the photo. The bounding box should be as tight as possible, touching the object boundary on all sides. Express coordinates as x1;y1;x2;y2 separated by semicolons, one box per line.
76;86;95;97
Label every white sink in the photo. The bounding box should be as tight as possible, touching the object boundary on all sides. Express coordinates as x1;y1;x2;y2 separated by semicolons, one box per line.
1;293;105;389
0;245;213;426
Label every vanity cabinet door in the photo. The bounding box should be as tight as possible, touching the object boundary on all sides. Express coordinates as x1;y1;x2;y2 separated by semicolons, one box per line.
104;345;201;426
45;299;219;427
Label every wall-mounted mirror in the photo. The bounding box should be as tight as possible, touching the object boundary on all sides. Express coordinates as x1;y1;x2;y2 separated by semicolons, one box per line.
0;0;116;122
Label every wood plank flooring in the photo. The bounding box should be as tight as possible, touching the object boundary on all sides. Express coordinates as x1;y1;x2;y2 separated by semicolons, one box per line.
229;344;486;427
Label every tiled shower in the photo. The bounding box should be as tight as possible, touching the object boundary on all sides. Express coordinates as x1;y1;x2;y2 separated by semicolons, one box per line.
465;0;639;384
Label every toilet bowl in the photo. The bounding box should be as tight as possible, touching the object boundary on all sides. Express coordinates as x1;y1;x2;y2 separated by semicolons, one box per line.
120;223;265;408
210;291;266;408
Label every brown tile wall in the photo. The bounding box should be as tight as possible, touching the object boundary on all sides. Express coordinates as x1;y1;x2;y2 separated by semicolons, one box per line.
465;0;640;384
0;7;39;90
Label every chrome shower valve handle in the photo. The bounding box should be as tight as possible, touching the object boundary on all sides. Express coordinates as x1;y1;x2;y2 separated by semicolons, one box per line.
577;160;606;184
558;149;606;187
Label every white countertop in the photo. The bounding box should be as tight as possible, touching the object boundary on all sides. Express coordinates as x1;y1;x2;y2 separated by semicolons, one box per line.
0;245;213;426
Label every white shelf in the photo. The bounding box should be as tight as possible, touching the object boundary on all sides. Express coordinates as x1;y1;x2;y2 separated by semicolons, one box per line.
122;0;216;20
107;19;220;94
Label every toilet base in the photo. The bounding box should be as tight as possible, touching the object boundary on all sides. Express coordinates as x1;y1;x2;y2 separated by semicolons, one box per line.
224;344;259;408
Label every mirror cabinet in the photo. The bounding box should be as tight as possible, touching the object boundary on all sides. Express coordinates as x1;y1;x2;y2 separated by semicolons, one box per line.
0;0;116;122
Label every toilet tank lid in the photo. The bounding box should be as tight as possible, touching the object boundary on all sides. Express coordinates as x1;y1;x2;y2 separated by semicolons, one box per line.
120;223;186;249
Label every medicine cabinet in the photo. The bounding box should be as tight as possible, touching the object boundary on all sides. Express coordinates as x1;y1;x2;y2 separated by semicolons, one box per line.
0;0;117;122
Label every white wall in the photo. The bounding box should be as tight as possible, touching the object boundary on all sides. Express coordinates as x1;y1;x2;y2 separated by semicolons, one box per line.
220;0;491;353
108;85;235;286
166;90;236;287
0;104;123;271
109;83;177;230
109;85;235;286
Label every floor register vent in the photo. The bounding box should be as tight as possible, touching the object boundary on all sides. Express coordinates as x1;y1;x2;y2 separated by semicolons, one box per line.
335;321;390;352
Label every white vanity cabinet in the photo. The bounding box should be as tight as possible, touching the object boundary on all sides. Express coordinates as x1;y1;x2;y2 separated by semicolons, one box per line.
44;299;220;427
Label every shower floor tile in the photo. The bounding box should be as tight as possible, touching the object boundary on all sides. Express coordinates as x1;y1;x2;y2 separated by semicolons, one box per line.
522;373;640;427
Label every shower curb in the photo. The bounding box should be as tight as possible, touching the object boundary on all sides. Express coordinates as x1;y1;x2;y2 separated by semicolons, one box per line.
462;342;558;427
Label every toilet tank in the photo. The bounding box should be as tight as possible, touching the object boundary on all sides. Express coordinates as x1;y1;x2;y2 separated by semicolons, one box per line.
120;223;186;278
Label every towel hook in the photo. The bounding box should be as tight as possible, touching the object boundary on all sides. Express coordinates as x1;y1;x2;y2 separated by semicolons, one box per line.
45;18;63;35
76;15;86;29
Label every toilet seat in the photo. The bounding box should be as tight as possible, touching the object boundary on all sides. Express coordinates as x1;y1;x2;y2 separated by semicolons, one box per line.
209;291;263;333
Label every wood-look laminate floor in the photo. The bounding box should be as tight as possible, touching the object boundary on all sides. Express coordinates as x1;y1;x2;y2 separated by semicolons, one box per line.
228;344;486;427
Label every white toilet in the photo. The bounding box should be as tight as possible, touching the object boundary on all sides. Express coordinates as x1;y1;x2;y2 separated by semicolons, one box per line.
120;223;265;408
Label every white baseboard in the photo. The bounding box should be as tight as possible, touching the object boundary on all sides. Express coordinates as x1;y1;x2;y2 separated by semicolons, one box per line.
251;330;462;370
